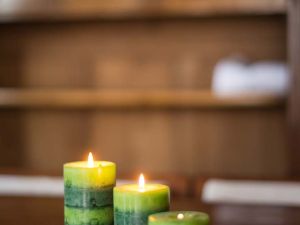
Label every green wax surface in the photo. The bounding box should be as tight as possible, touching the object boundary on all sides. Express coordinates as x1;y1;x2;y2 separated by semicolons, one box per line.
149;211;210;225
64;161;116;188
114;208;169;225
114;184;170;225
64;185;113;208
64;160;116;225
114;184;170;212
65;206;113;225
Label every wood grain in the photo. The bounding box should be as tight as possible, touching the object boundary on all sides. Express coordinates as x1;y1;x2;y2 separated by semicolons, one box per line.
212;204;300;225
0;89;285;109
0;12;287;177
288;0;300;177
0;16;286;89
0;0;286;23
21;109;288;178
0;110;24;167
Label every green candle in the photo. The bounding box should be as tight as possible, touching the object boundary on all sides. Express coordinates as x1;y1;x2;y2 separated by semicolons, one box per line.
64;153;116;225
114;174;170;225
149;211;210;225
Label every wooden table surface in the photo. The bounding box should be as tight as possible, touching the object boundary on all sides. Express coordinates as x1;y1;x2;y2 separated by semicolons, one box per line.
0;196;211;225
1;169;300;225
2;195;300;225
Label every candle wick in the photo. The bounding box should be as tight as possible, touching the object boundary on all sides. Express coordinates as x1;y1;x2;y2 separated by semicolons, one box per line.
177;214;184;220
138;174;145;189
88;152;94;167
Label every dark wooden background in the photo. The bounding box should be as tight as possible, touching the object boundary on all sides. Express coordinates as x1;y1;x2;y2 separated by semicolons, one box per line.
2;0;300;224
0;0;289;179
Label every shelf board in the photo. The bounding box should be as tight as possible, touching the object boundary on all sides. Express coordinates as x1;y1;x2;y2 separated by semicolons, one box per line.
0;89;285;109
0;0;286;23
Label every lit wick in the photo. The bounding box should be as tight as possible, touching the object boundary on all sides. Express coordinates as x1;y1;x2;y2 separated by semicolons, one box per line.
88;152;94;168
177;213;184;220
138;173;145;190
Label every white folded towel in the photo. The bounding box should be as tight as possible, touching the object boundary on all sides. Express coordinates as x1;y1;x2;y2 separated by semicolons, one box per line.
212;58;290;97
0;175;162;197
202;179;300;207
0;175;63;197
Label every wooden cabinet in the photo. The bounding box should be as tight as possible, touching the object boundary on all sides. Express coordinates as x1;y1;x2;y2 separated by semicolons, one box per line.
0;0;289;178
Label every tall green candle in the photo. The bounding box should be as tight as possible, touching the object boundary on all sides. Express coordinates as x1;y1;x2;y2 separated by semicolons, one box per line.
64;153;116;225
149;211;210;225
114;174;170;225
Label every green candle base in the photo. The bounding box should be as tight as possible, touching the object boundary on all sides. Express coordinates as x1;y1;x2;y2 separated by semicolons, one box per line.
149;211;210;225
64;161;116;225
113;183;170;225
65;185;113;208
65;206;113;225
114;207;169;225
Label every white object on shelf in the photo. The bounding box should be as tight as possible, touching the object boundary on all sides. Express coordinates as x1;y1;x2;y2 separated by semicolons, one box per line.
202;179;300;207
212;58;290;97
0;175;144;197
0;175;63;197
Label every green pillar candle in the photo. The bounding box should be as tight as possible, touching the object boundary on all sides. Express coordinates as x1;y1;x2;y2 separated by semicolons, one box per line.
149;211;210;225
114;174;170;225
64;153;116;225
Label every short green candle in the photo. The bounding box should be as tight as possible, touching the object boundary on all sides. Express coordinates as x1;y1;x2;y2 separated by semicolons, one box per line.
114;175;170;225
64;153;116;225
149;211;210;225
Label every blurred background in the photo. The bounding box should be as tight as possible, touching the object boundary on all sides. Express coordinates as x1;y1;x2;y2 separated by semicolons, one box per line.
0;0;300;225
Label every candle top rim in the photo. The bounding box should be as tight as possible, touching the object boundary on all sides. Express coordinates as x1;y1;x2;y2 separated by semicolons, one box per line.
149;211;209;222
64;161;115;168
115;183;169;193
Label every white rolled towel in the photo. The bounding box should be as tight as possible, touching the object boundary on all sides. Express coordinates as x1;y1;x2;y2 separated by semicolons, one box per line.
212;58;290;97
202;179;300;207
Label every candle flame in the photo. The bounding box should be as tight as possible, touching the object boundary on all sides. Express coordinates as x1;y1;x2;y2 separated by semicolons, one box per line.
177;214;184;220
88;152;94;167
138;173;145;189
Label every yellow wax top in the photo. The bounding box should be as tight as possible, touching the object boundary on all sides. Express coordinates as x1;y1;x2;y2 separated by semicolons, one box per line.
115;184;168;194
64;161;116;188
64;161;114;168
114;183;170;212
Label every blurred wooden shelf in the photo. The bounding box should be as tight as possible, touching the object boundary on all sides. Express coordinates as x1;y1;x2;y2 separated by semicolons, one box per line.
0;89;285;109
0;0;286;23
